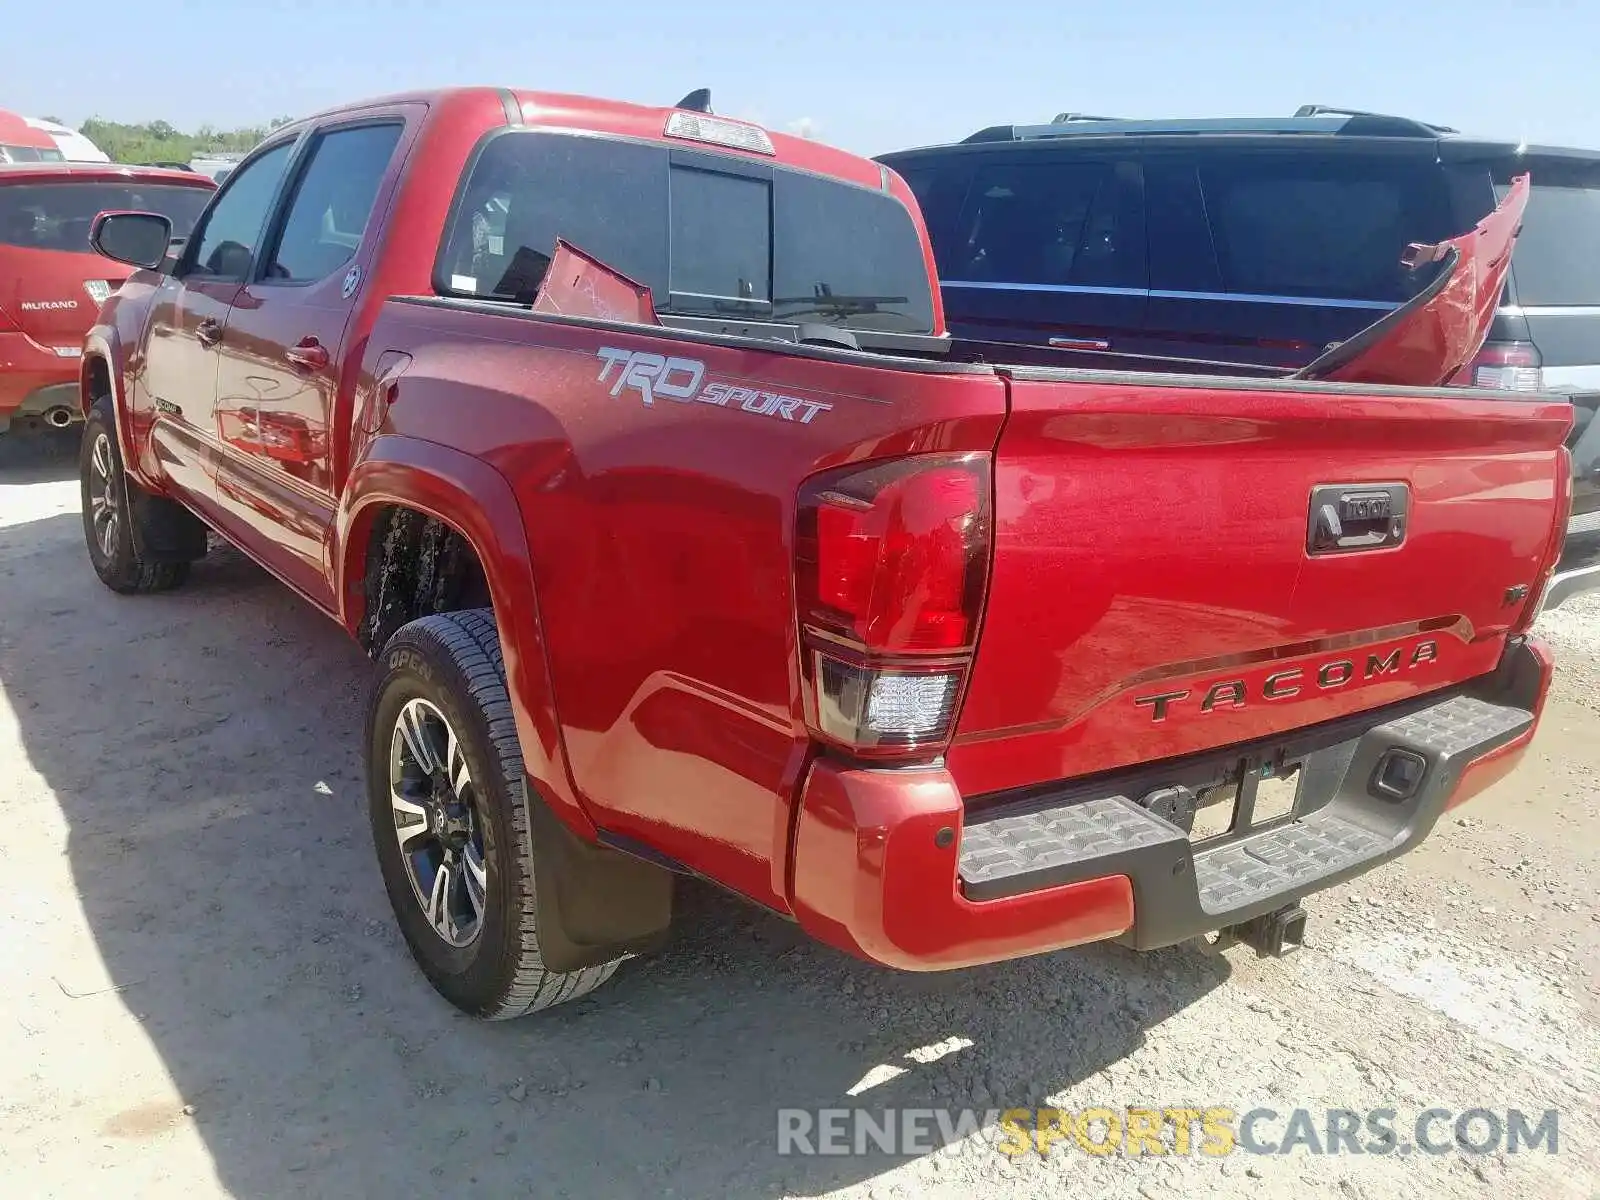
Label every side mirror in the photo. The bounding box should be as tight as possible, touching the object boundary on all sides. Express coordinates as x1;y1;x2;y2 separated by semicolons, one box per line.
90;211;174;271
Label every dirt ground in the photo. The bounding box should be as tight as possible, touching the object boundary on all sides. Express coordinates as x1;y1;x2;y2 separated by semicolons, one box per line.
1;429;1596;1200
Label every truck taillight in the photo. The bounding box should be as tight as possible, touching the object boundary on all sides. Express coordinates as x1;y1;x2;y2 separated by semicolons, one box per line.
1451;341;1544;392
810;656;964;751
795;453;991;757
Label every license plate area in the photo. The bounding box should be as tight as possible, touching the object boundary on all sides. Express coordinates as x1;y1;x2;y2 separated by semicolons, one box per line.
1186;753;1305;846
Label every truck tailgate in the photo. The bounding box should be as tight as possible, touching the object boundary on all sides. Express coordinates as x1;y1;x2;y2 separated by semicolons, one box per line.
948;371;1572;799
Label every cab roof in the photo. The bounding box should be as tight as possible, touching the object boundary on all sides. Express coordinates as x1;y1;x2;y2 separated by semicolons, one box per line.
278;85;891;195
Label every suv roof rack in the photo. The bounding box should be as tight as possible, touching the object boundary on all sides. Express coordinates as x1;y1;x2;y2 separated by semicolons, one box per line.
961;107;1459;145
1293;104;1458;135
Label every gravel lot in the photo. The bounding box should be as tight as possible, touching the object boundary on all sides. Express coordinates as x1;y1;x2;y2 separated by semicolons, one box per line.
1;430;1596;1200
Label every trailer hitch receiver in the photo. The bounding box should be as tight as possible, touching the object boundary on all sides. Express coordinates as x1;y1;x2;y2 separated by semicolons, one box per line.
1203;903;1308;958
1236;904;1308;958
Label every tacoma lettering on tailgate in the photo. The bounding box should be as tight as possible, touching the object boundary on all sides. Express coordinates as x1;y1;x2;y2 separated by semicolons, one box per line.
1133;640;1440;723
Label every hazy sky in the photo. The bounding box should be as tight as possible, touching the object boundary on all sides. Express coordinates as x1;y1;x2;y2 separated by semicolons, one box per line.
7;0;1594;157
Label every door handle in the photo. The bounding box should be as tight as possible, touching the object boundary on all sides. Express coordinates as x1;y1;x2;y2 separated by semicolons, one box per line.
195;317;222;348
285;338;329;372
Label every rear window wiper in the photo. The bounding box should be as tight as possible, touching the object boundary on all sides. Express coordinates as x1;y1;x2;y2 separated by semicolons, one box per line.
774;292;915;320
772;286;910;321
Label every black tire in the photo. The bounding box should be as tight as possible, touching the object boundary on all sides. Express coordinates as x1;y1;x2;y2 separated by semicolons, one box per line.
80;396;191;594
366;609;620;1018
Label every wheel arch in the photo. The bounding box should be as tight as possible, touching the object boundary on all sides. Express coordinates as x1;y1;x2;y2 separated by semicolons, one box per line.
80;329;141;483
80;346;115;416
337;434;596;839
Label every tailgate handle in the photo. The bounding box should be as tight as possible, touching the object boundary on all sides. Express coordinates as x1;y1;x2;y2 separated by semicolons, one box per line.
1307;483;1409;555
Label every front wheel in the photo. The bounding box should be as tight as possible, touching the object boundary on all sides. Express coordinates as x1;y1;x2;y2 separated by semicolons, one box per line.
80;396;191;594
366;609;621;1018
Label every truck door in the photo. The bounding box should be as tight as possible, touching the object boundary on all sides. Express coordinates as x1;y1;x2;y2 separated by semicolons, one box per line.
212;115;412;609
138;139;296;507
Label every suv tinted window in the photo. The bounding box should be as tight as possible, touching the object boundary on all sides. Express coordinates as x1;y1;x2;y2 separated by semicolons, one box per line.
1497;174;1600;306
0;182;211;252
264;123;401;282
438;131;935;333
1200;154;1455;302
894;165;940;215
185;140;295;282
1143;162;1222;292
945;160;1127;287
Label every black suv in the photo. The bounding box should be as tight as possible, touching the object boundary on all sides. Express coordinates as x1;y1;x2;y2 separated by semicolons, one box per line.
876;105;1600;609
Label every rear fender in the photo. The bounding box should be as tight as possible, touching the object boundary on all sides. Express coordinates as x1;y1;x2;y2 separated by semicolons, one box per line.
337;434;597;840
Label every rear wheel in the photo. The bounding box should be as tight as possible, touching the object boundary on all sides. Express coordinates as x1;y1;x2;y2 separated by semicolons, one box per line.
366;609;621;1018
80;397;191;594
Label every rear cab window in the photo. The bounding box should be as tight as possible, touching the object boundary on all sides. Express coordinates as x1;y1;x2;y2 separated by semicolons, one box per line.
0;180;212;253
436;131;936;334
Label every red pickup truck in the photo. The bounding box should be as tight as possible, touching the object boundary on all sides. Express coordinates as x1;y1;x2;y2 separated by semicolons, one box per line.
78;86;1570;1021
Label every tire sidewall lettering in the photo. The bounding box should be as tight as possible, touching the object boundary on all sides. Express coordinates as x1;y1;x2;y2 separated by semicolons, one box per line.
387;647;434;681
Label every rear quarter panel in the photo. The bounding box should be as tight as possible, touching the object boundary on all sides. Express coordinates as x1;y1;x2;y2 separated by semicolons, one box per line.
359;298;1006;908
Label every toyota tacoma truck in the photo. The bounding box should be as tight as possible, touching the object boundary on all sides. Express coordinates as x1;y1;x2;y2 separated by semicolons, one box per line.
77;85;1571;1021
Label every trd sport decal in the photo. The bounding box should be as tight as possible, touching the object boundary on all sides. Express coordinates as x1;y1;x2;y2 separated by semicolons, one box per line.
595;347;833;424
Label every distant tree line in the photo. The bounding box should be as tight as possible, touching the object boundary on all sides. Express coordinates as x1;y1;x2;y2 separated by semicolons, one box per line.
60;116;295;164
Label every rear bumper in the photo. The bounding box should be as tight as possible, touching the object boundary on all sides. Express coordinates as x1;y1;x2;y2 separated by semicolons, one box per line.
789;637;1552;970
0;330;80;430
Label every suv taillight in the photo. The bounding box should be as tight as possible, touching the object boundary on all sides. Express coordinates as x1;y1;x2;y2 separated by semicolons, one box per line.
1452;340;1544;392
795;453;991;757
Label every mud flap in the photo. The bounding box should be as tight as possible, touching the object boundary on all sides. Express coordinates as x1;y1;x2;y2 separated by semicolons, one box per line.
529;789;676;973
125;482;209;562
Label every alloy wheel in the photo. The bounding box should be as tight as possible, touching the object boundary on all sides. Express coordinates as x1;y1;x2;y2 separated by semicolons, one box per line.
88;432;120;560
388;698;488;948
